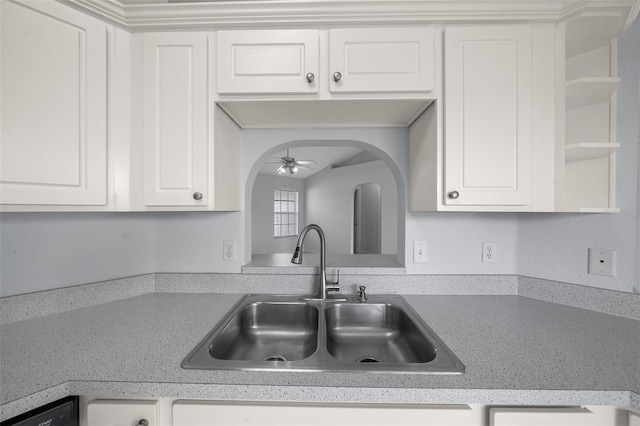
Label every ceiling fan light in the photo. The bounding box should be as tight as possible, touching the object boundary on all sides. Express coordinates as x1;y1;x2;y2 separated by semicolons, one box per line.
291;166;298;174
277;166;285;174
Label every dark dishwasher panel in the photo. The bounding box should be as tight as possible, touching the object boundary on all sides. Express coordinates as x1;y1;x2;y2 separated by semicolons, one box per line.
0;396;78;426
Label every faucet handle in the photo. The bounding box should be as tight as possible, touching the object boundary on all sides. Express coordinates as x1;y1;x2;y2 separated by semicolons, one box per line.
357;285;367;303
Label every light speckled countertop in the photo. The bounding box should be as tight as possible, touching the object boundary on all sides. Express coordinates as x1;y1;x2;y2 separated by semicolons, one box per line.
1;292;639;420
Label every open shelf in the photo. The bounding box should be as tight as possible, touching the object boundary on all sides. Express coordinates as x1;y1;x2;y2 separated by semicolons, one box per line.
565;14;627;57
565;78;620;109
565;143;620;163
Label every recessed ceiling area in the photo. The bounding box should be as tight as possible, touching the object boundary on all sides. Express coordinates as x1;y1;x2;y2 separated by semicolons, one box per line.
217;100;432;129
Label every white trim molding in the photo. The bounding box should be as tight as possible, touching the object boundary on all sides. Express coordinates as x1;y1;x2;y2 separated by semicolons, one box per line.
58;0;640;31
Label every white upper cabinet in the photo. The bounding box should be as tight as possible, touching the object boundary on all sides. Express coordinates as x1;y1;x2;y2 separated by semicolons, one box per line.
444;25;533;207
329;27;434;93
216;27;434;96
216;30;320;95
410;24;556;212
0;0;107;207
142;32;209;207
138;32;242;211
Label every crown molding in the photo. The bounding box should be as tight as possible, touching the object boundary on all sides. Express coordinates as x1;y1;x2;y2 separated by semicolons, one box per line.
625;0;640;29
58;0;639;31
60;0;128;28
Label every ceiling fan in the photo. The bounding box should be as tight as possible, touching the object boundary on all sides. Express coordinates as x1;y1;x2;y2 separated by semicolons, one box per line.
267;149;316;175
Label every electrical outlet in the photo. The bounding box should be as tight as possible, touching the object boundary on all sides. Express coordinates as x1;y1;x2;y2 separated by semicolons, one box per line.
223;240;236;262
482;242;496;263
588;248;615;277
414;241;428;263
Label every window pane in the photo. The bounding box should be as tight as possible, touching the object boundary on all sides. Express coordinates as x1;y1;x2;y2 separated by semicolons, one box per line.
274;189;298;237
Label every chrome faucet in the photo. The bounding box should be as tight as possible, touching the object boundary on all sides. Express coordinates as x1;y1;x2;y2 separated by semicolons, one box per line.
291;224;339;299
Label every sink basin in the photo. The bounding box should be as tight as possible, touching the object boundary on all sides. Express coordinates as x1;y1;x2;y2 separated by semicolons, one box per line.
209;302;318;362
325;303;437;364
182;294;465;374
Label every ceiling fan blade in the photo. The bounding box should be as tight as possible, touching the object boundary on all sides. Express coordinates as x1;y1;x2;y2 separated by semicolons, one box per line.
295;160;316;165
265;161;283;165
296;165;313;170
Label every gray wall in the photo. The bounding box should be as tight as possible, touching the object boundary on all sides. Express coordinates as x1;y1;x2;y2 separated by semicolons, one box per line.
304;160;397;254
0;213;156;296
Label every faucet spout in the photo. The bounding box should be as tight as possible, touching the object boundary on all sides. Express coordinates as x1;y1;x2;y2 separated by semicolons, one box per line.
291;224;335;299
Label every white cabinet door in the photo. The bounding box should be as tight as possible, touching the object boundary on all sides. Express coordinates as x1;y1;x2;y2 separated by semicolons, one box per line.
0;0;107;206
630;411;640;426
216;30;319;94
173;401;479;425
87;400;158;426
142;32;209;206
490;406;619;426
444;26;533;206
329;27;435;93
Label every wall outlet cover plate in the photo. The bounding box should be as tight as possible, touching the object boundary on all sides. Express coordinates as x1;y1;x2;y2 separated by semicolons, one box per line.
588;248;615;277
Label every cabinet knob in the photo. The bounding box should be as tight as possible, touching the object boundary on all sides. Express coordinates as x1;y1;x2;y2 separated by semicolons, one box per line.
448;191;460;200
306;73;315;83
136;420;149;426
193;192;203;200
333;71;342;82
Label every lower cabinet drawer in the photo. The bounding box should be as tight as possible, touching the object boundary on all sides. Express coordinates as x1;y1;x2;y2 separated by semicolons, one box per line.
490;406;620;426
173;401;478;426
87;400;158;426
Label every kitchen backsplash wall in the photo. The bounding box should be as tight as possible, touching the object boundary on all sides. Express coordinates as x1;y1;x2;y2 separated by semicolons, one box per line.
1;21;639;297
0;212;156;296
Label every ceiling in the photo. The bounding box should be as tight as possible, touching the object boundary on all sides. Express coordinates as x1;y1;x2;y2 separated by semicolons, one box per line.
258;146;365;179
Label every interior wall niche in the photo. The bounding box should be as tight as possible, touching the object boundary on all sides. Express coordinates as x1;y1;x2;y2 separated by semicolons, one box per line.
243;129;408;267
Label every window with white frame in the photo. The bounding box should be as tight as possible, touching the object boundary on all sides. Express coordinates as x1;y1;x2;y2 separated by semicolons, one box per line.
274;189;298;237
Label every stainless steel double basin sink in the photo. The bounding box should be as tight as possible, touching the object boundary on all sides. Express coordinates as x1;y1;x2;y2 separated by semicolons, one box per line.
182;294;465;374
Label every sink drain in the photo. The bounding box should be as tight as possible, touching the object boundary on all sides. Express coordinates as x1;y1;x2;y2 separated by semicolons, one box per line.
262;355;288;362
356;356;379;363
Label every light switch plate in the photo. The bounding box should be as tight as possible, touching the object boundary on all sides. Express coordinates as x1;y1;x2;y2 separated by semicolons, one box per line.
588;248;615;277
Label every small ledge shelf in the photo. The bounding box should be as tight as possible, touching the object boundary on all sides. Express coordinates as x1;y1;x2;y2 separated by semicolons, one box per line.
565;143;620;163
565;78;620;109
576;207;620;213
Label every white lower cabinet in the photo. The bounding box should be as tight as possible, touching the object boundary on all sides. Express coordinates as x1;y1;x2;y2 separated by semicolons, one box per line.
83;400;636;426
87;400;158;426
490;406;624;426
172;401;479;425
